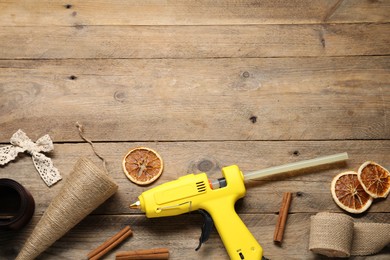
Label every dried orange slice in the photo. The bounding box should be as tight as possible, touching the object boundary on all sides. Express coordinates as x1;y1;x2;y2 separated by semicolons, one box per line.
122;147;163;185
331;171;373;214
358;161;390;198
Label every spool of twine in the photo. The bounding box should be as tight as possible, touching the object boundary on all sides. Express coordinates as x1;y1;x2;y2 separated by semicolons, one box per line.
309;212;354;257
16;157;118;260
351;223;390;256
309;212;390;257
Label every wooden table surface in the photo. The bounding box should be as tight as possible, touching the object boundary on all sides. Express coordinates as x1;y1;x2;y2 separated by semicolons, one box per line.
1;1;389;259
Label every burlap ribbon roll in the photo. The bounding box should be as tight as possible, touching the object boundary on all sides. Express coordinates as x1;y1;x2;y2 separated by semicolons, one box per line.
16;157;118;260
309;212;390;257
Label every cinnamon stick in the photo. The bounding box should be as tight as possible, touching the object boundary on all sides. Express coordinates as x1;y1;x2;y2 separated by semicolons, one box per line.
116;248;169;260
273;192;292;243
87;225;133;260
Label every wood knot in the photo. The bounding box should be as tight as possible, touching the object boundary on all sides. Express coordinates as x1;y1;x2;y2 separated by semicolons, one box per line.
292;150;300;156
242;71;250;78
187;157;220;175
197;159;214;172
114;91;127;103
321;37;326;48
231;71;262;91
249;116;257;123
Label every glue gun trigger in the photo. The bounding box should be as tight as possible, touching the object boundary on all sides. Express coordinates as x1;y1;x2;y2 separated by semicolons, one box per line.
195;209;214;251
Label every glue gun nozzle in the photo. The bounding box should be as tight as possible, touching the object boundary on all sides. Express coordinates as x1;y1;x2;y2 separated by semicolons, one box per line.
130;201;141;209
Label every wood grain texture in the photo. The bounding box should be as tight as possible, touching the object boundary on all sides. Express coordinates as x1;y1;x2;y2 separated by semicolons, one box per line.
0;57;389;142
0;141;388;215
1;0;389;26
0;1;389;259
0;23;389;59
1;213;389;260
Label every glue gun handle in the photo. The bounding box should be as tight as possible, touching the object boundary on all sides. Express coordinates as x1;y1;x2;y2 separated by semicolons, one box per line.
207;203;263;260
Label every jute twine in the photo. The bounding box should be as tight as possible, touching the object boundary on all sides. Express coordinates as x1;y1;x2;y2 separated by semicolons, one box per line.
309;212;390;257
75;122;107;171
16;157;118;260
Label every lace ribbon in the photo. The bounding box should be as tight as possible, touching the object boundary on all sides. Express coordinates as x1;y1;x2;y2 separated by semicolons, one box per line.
0;129;62;187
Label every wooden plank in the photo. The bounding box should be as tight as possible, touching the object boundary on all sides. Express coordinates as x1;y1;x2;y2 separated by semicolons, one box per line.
0;23;389;59
1;141;388;215
0;0;389;26
1;213;389;260
1;2;388;260
1;57;389;141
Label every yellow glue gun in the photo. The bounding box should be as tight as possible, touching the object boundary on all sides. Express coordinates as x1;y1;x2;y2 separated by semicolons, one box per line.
132;165;262;260
130;153;348;260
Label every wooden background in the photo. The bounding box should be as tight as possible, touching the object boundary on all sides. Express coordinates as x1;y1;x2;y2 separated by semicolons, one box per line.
0;1;389;259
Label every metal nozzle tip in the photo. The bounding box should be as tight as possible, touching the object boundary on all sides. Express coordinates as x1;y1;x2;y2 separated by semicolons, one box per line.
130;201;141;209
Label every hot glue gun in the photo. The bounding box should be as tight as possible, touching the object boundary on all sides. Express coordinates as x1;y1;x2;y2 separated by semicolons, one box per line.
130;153;348;260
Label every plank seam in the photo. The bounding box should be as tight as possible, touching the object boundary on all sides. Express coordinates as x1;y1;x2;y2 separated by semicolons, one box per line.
0;54;390;62
0;21;389;27
1;139;388;145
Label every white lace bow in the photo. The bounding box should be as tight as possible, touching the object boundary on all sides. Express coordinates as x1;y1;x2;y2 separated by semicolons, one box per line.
0;129;62;186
